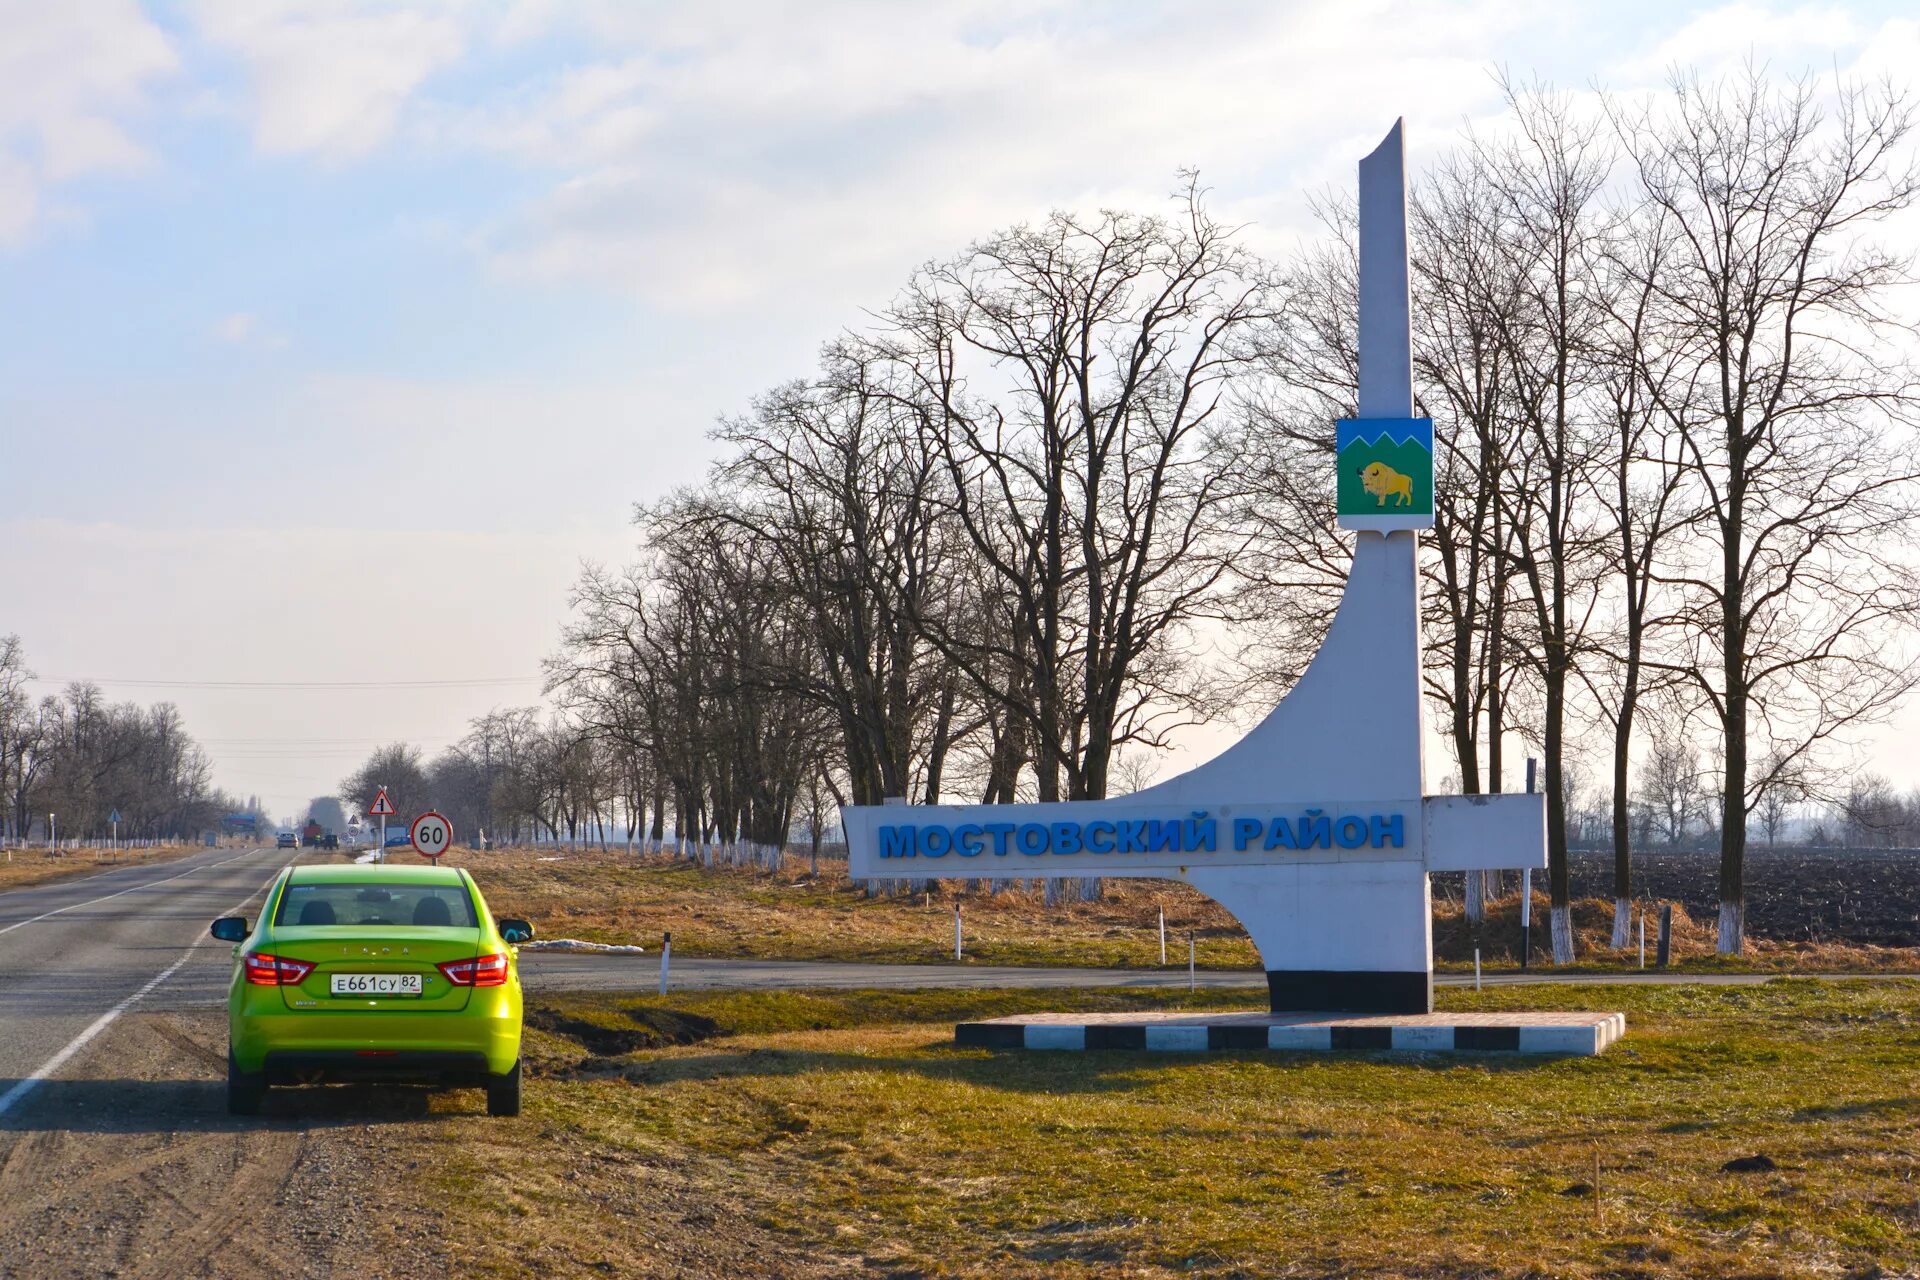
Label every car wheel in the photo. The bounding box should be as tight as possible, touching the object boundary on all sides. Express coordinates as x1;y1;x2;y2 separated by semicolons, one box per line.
227;1049;266;1116
486;1060;521;1117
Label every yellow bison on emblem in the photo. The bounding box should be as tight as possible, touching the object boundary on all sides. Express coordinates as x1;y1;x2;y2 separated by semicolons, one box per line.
1358;460;1414;507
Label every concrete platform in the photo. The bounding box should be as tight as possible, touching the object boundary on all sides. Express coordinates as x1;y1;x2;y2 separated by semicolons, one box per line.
955;1009;1626;1056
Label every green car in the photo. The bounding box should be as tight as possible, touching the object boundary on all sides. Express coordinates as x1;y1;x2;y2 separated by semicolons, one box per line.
211;863;534;1117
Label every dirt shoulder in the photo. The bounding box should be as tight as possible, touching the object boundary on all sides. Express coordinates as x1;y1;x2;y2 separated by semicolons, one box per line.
0;1008;452;1280
0;842;215;895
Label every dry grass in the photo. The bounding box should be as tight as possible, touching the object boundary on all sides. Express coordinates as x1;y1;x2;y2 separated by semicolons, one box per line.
0;842;207;893
416;979;1920;1278
421;844;1920;974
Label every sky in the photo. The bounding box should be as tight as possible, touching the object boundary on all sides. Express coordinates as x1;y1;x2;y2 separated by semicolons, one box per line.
3;0;1918;823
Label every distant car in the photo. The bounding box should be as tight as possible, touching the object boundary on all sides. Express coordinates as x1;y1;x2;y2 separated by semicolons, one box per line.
275;832;298;849
319;833;339;850
209;863;535;1117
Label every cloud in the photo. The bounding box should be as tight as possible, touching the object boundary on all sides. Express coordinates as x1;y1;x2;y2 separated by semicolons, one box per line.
189;0;468;160
1610;3;1861;82
0;1;177;245
213;311;288;349
215;311;258;343
448;1;1530;309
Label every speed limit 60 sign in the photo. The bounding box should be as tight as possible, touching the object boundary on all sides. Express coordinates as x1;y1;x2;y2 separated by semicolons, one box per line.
409;811;453;861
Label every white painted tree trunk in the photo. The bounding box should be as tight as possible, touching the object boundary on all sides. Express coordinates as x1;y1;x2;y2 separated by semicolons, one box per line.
1550;904;1575;964
1079;877;1101;902
1611;898;1631;950
1717;900;1744;955
1464;870;1485;924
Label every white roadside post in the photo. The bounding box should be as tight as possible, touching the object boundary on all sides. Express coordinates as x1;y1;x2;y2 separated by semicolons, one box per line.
1521;757;1538;969
48;813;55;850
1188;931;1196;993
1638;911;1646;969
1158;906;1167;966
953;903;963;962
658;931;672;995
1520;868;1532;969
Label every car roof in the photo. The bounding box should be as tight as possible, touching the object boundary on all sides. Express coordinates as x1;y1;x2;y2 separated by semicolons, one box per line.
285;863;466;886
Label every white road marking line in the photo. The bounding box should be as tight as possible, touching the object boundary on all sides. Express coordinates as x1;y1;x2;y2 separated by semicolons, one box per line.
0;874;278;1120
0;852;258;938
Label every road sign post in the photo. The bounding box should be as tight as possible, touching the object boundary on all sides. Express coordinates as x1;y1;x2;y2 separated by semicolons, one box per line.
368;787;397;865
409;811;452;863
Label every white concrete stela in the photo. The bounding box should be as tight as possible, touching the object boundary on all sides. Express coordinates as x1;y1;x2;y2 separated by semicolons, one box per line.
843;122;1620;1052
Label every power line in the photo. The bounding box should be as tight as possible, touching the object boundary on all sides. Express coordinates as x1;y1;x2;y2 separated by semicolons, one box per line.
28;677;538;690
198;736;459;744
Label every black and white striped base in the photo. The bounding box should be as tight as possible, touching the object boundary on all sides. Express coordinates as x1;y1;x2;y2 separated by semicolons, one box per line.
956;1010;1625;1056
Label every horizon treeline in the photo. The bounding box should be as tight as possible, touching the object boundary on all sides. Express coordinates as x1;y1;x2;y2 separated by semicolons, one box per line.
0;635;264;842
342;68;1920;958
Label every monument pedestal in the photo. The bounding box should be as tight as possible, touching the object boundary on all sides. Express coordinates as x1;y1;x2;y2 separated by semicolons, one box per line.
956;1009;1626;1057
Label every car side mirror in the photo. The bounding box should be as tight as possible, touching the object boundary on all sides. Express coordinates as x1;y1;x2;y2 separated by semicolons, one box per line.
210;916;249;943
498;918;534;944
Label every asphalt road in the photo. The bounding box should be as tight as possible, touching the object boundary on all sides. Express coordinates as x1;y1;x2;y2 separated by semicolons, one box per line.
0;843;287;1116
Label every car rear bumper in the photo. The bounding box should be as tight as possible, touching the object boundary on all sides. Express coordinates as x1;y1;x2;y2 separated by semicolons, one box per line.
260;1049;494;1086
231;993;521;1076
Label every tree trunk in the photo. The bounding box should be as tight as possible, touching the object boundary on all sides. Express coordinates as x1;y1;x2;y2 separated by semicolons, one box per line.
1546;647;1574;965
1610;685;1636;949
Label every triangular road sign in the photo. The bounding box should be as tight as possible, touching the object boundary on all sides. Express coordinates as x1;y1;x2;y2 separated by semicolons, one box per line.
368;788;397;816
108;809;121;824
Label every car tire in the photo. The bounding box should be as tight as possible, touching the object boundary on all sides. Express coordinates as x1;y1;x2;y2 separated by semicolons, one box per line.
227;1049;266;1116
486;1060;521;1117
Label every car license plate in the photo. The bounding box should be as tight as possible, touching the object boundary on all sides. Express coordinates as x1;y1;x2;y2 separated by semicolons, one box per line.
329;972;422;997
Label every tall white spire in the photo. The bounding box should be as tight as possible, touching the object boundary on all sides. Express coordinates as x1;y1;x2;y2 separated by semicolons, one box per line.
1356;119;1413;420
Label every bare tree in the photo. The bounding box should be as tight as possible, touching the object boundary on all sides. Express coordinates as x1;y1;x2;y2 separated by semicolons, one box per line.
1641;730;1705;848
1617;68;1920;951
1585;192;1693;946
1752;748;1804;848
884;177;1274;802
1478;83;1618;962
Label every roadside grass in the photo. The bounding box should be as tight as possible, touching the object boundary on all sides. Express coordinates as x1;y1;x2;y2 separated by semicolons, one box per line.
430;845;1920;974
0;842;207;893
419;979;1920;1278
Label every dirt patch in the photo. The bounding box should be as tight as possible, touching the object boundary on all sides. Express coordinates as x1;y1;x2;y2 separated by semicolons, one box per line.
526;1004;724;1058
1564;845;1920;946
0;1010;451;1280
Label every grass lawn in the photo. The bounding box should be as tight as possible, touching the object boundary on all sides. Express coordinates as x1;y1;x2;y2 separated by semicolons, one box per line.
422;845;1920;974
414;979;1920;1278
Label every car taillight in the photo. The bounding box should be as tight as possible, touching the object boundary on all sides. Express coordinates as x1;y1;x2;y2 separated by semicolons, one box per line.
437;954;508;987
244;952;316;985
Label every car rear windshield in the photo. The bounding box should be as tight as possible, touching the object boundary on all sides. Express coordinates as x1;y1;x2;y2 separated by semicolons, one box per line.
273;881;479;929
